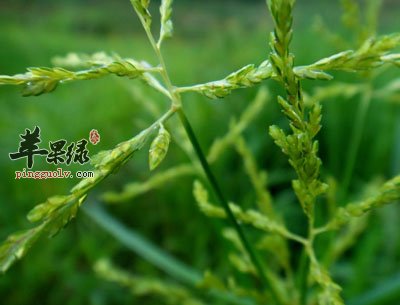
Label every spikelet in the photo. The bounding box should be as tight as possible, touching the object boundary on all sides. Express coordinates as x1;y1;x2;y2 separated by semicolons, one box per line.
149;124;171;170
158;0;174;47
130;0;152;27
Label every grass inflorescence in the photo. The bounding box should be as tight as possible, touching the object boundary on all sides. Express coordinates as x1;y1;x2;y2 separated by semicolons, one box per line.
0;1;399;305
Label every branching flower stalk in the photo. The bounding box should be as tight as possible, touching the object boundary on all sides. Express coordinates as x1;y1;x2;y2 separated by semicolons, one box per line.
267;1;329;302
0;107;174;272
130;0;282;302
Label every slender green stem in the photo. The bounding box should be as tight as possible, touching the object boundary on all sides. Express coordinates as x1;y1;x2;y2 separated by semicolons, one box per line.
142;25;182;108
284;231;308;245
341;85;373;199
313;225;330;236
177;108;281;303
298;220;315;305
296;193;316;305
297;248;310;305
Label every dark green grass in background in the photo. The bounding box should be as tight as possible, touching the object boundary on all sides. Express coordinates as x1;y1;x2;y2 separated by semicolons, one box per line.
0;1;399;304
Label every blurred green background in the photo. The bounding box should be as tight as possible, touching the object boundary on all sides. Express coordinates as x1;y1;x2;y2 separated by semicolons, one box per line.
0;0;399;304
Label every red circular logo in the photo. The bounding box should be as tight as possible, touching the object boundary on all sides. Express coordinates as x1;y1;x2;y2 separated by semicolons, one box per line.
89;129;100;145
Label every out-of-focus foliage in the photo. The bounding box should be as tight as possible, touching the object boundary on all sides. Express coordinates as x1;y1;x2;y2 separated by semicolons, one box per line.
0;0;399;305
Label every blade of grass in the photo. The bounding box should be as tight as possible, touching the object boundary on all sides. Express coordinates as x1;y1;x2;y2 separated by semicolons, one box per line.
83;201;200;285
348;272;400;305
82;200;255;305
